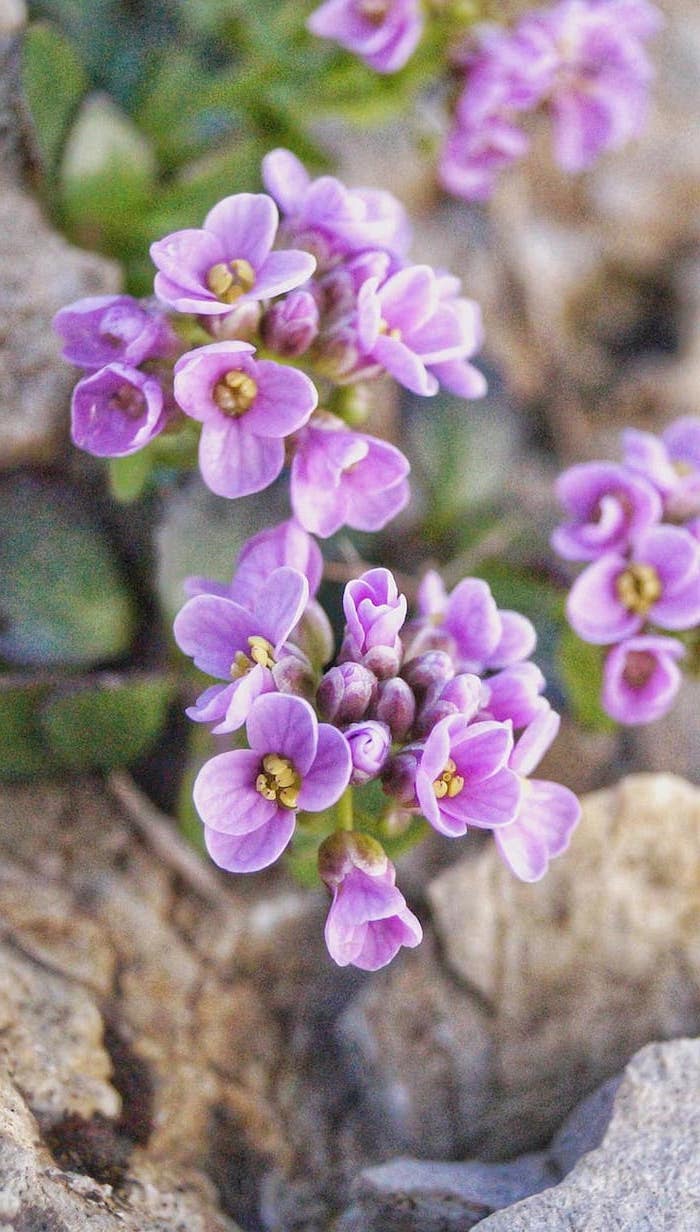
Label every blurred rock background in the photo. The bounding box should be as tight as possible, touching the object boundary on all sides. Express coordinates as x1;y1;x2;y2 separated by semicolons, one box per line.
0;0;699;1227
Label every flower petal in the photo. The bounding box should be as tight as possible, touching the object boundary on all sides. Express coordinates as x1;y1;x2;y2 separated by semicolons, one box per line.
204;810;296;872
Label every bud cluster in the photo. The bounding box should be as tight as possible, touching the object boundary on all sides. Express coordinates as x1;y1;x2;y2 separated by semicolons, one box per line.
179;520;581;971
553;416;700;725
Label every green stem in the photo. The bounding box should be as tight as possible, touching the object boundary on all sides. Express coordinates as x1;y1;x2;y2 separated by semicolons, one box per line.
336;788;354;831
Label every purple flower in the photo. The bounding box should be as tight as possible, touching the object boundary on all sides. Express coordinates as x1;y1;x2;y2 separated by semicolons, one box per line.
356;266;485;397
480;662;547;728
319;831;422;970
552;461;662;561
173;341;317;499
173;566;309;733
185;519;323;609
53;295;176;370
290;419;409;538
566;525;700;644
261;290;319;357
623;418;700;521
532;0;663;174
340;568;407;673
413;571;536;673
345;720;392;784
415;716;521;837
440;111;531;203
150;193;316;316
495;706;581;881
601;634;685;725
195;693;351;873
413;672;482;740
262;148;411;260
307;0;424;75
70;363;168;457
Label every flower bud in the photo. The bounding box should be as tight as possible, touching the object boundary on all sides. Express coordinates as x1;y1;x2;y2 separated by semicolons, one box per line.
318;829;388;889
291;600;335;671
373;677;415;740
382;747;421;806
415;671;482;738
317;662;377;723
261;291;319;357
402;650;454;695
272;652;316;702
208;300;262;343
345;720;392;785
364;644;401;679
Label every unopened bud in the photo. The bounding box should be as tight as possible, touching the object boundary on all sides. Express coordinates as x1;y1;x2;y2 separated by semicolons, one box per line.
364;644;401;680
382;748;420;806
318;829;388;889
402;650;454;695
292;600;334;671
208;300;262;343
345;720;391;786
261;291;319;358
317;662;377;723
272;652;316;701
373;677;415;741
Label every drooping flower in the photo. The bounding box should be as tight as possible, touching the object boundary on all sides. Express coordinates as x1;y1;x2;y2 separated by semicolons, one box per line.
173;341;317;499
552;461;662;561
53;295;177;370
195;693;352;873
70;363;168;457
415;715;521;837
601;634;685;725
319;831;422;971
262;148;411;260
494;706;581;881
566;525;700;644
173;566;309;733
307;0;424;75
151;193;316;316
290;418;410;538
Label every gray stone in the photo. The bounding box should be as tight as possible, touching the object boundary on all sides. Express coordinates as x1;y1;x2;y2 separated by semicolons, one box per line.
478;1039;700;1231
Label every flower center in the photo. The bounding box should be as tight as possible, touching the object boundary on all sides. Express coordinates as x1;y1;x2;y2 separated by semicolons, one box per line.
378;317;402;341
673;460;693;478
230;635;276;679
622;650;656;689
256;753;301;809
616;564;662;615
206;258;256;304
359;0;391;21
432;757;465;800
109;383;146;419
213;370;258;416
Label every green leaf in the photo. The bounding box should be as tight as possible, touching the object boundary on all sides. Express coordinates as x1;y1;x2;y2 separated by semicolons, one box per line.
557;628;617;732
0;681;57;780
0;476;136;669
40;674;175;771
108;451;153;503
22;22;87;176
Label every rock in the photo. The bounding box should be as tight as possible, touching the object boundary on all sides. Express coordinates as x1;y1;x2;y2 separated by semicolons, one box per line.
0;186;121;466
477;1039;700;1230
428;773;700;1155
338;1041;697;1232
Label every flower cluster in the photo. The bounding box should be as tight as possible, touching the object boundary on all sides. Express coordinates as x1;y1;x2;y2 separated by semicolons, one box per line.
553;417;700;725
54;149;485;536
307;0;662;200
178;520;580;971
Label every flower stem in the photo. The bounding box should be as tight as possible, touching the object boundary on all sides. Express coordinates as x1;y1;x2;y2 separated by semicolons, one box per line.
337;788;354;831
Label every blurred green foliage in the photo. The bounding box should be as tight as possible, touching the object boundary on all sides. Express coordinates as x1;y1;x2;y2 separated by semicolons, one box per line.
23;0;457;292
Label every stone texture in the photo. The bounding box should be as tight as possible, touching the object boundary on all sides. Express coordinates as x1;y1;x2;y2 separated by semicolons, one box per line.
337;775;700;1162
478;1039;700;1231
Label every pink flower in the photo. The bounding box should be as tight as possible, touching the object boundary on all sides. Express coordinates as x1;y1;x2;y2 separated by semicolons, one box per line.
601;634;685;725
415;715;521;837
307;0;424;75
195;693;351;873
319;831;422;970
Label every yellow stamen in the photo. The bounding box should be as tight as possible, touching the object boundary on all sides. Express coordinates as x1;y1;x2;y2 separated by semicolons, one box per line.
213;370;258;417
674;460;693;477
206;258;256;304
230;636;275;679
616;564;662;616
378;317;402;341
359;0;390;20
255;754;301;810
432;757;464;800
